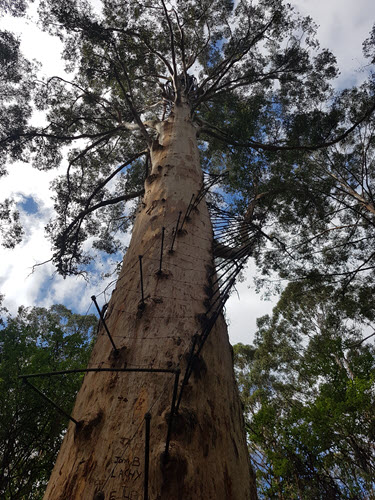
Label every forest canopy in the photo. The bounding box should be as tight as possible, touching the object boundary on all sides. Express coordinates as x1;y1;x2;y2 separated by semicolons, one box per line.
0;303;97;498
1;0;374;286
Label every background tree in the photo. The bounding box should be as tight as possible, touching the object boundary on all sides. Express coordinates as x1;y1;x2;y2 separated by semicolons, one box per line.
234;282;375;498
249;80;375;296
0;304;97;499
0;0;36;247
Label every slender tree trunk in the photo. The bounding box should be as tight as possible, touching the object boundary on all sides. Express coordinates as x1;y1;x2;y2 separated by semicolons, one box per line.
44;102;257;500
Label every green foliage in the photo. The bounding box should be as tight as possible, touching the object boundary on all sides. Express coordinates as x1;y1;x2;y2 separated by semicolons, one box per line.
0;0;32;17
0;1;374;284
0;24;36;169
234;282;375;498
0;197;23;248
3;0;367;276
252;87;375;294
0;0;37;248
0;304;97;499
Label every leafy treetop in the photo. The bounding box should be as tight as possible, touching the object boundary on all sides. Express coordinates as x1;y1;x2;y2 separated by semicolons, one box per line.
234;280;375;498
1;0;374;285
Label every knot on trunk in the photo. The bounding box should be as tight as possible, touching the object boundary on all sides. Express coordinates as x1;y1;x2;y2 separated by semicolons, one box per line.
75;409;104;442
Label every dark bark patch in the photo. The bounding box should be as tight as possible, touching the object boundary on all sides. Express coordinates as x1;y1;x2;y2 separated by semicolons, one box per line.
179;381;193;401
155;269;170;279
146;173;160;185
145;199;159;214
195;312;208;327
224;464;233;499
152;296;163;304
83;455;96;475
109;346;127;366
151;139;162;151
190;355;207;380
202;412;218;447
205;264;215;275
137;299;147;317
232;436;239;459
75;409;104;442
108;373;119;389
59;470;79;499
207;399;216;421
168;407;197;442
160;450;188;499
59;456;96;499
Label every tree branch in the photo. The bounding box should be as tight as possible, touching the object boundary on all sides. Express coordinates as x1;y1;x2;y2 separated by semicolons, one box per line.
112;65;152;147
160;0;178;87
66;135;112;201
0;126;123;147
174;8;188;93
195;14;277;106
199;100;375;152
348;330;375;348
44;76;119;121
83;151;147;212
56;188;145;257
123;27;174;76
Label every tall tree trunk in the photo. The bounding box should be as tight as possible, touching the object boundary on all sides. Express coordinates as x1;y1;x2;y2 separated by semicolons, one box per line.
44;102;257;500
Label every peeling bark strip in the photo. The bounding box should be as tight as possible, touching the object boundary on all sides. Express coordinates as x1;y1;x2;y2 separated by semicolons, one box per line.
44;102;257;499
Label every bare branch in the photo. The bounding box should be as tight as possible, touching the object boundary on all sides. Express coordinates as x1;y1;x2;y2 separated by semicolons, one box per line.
0;126;123;147
44;76;119;121
29;258;54;276
348;331;375;348
186;22;212;70
195;14;277;105
160;0;178;83
111;64;152;147
174;8;188;92
66;135;112;201
83;150;148;212
56;188;145;257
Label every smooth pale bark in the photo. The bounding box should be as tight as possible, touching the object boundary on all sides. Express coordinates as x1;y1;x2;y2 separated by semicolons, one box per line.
44;102;257;500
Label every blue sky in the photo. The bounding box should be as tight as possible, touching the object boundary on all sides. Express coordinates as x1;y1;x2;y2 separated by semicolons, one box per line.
1;0;375;344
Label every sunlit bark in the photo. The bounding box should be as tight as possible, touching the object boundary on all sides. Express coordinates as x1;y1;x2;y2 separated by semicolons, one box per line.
44;102;257;500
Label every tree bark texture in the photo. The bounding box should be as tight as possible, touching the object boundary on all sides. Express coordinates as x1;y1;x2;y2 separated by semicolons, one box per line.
44;102;257;500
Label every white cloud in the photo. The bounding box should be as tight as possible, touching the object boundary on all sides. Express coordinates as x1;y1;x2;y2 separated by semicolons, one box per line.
225;262;275;345
0;158;120;316
292;0;375;87
0;2;66;78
